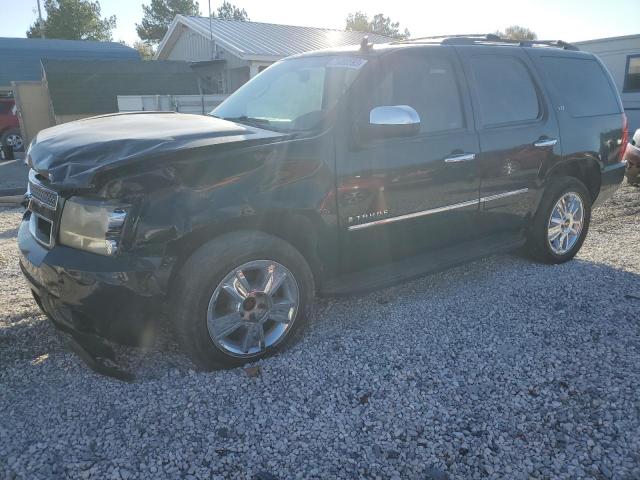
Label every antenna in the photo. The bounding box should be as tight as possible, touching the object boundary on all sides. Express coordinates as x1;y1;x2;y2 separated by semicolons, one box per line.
208;0;214;59
37;0;45;39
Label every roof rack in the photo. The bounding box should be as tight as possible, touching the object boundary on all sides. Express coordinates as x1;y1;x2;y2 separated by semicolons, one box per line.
393;34;579;51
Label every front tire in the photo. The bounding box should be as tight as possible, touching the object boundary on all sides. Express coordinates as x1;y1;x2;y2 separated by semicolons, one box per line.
527;176;592;264
171;231;315;370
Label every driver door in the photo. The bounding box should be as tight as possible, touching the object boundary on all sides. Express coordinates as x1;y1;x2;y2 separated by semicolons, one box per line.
336;48;481;272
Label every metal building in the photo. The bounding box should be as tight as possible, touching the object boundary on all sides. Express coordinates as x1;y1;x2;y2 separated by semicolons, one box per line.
575;34;640;132
155;15;390;94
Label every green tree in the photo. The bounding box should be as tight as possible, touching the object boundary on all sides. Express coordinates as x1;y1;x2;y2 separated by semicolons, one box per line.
26;0;116;41
495;25;537;41
345;12;410;40
133;41;156;60
136;0;200;44
214;1;249;21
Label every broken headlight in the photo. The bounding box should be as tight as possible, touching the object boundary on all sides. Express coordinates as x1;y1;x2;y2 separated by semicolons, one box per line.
59;197;130;256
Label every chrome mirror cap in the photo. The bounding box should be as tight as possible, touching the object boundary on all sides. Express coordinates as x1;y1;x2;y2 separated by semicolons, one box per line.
370;105;420;126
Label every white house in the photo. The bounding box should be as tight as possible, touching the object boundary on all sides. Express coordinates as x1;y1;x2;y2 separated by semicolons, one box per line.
156;15;390;94
575;34;640;131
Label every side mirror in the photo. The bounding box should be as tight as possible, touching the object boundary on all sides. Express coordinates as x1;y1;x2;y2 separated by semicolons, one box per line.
367;105;420;139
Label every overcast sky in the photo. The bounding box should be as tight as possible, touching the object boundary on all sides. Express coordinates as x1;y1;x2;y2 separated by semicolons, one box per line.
1;0;638;46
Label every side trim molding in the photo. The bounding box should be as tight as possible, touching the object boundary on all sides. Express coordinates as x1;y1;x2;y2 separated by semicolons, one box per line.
480;188;529;204
347;188;529;231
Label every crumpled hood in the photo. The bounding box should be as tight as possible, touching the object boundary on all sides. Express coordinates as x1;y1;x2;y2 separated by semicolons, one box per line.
28;112;283;189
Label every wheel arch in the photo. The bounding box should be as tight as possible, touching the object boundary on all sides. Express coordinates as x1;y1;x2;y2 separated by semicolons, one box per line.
165;211;325;292
544;156;601;202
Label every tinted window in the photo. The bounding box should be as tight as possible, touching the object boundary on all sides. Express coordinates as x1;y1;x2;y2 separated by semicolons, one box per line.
541;57;620;117
372;54;464;133
470;56;540;126
213;56;364;132
624;56;640;92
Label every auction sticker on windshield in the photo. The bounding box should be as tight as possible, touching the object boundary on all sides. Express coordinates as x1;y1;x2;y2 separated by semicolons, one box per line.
326;57;368;69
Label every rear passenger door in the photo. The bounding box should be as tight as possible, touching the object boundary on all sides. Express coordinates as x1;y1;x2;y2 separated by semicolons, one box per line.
456;47;561;233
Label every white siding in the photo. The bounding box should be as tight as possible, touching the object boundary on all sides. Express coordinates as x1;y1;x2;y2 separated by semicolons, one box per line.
576;36;640;131
166;28;214;62
117;95;229;114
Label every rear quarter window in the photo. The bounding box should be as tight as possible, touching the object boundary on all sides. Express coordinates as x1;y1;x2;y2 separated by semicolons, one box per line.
540;56;621;118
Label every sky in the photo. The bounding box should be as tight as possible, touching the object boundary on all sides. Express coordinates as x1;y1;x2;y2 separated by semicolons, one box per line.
1;0;638;46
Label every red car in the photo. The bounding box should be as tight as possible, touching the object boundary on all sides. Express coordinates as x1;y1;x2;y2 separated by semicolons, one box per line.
0;96;24;153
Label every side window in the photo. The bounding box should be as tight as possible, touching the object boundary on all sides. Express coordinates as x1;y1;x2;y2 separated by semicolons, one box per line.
470;56;540;127
372;54;464;134
540;56;621;117
624;55;640;93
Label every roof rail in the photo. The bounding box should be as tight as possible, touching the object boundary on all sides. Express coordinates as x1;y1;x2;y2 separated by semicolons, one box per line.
393;34;579;51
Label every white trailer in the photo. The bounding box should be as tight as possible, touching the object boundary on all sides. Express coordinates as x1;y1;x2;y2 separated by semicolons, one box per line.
575;34;640;132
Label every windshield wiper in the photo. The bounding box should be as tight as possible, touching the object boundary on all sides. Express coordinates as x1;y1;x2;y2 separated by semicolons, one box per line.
222;116;272;127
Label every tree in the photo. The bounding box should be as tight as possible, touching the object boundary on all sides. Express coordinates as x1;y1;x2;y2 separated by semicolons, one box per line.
214;1;249;21
133;41;156;60
345;12;410;40
26;0;116;41
136;0;200;44
495;25;537;41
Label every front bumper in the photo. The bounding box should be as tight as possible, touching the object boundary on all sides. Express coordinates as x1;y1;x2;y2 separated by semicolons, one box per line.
18;215;171;346
594;161;627;207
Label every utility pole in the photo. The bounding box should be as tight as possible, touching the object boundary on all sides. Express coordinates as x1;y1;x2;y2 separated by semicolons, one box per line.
208;0;214;59
37;0;45;39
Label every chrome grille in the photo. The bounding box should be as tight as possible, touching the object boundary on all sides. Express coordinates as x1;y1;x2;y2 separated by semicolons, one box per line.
28;172;58;210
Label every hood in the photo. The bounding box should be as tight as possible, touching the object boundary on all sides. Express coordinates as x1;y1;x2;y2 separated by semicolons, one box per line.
28;112;284;189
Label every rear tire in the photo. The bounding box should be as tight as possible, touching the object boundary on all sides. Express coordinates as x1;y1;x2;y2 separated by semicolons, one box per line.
527;176;592;264
1;128;24;152
171;231;315;370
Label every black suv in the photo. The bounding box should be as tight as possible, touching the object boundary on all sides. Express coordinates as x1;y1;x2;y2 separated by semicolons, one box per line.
18;35;627;376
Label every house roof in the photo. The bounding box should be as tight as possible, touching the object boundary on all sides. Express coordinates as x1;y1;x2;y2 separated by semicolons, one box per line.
42;59;200;115
0;37;139;88
157;15;391;62
574;33;640;46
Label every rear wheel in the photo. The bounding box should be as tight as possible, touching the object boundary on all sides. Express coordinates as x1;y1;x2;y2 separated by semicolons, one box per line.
527;176;592;264
1;128;24;152
171;231;315;370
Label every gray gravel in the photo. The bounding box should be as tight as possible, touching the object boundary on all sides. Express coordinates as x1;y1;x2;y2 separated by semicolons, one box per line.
0;158;28;192
1;184;640;480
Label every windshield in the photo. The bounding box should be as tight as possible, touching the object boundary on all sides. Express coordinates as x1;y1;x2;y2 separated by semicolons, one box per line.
212;55;367;132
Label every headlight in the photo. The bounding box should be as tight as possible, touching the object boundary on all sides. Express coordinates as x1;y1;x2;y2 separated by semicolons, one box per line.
59;197;130;255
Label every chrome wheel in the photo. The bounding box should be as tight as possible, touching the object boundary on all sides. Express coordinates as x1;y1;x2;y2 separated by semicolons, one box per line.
207;260;299;357
5;133;24;151
547;192;584;255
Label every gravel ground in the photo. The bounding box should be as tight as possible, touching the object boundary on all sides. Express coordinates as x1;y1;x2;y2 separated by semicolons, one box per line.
1;184;639;480
0;158;28;192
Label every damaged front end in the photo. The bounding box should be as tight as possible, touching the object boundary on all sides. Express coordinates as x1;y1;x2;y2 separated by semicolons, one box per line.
17;114;273;379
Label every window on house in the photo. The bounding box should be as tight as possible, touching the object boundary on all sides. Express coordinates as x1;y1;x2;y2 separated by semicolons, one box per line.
624;56;640;92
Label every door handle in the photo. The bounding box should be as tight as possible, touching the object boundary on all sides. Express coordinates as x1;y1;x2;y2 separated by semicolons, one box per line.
444;153;476;163
533;138;558;148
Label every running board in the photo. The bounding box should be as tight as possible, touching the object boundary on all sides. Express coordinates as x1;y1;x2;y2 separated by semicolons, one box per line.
320;232;526;295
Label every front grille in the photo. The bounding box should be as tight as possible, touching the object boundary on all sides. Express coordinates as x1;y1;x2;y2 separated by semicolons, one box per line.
28;172;58;210
27;170;59;248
